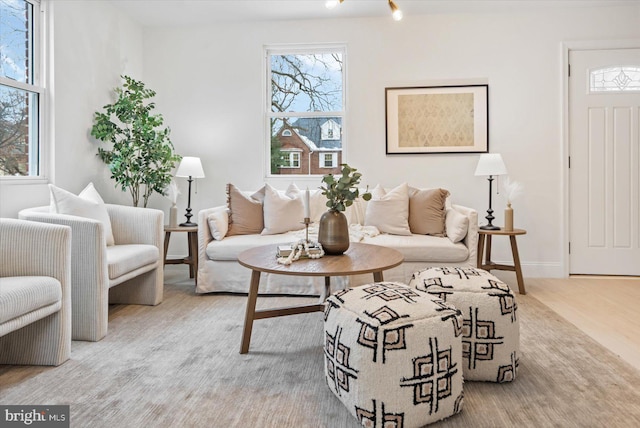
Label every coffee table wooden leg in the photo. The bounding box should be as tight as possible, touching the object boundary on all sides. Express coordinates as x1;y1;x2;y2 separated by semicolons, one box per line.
510;236;526;295
373;271;384;282
240;270;261;354
320;276;331;302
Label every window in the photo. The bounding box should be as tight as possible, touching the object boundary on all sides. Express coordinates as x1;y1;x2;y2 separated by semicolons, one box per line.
320;152;337;168
590;66;640;92
281;151;300;168
266;45;345;175
0;0;44;178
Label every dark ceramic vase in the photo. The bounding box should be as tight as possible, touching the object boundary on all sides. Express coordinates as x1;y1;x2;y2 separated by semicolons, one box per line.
318;209;349;255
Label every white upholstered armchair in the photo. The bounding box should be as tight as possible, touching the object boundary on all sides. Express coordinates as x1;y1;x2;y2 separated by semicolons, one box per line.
19;204;164;342
0;219;72;366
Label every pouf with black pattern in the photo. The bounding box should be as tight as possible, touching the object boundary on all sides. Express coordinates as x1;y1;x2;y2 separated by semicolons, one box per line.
408;267;519;382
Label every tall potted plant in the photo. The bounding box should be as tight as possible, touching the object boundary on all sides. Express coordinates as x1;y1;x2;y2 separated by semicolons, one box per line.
318;164;371;254
91;75;182;207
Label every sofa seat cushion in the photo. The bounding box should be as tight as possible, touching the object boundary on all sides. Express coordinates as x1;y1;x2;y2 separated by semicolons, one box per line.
361;233;469;263
206;233;300;261
106;244;159;280
0;276;62;324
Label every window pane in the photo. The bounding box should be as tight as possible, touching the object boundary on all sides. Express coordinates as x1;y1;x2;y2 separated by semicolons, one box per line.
270;116;342;175
0;85;38;176
271;52;343;113
0;0;33;83
590;66;640;92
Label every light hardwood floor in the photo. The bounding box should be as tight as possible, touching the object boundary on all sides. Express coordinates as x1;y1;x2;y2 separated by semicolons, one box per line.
493;272;640;372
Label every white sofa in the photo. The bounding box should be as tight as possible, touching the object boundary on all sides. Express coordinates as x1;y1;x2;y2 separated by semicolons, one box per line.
197;184;478;295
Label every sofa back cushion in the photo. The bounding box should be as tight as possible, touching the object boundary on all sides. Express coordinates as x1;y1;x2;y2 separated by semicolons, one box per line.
261;183;305;235
226;183;264;236
408;187;450;236
364;183;412;235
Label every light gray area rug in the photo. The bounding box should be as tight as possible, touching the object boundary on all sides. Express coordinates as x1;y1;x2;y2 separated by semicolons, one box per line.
2;268;640;427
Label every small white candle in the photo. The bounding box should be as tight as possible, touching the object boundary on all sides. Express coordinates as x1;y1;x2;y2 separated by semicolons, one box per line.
304;188;310;219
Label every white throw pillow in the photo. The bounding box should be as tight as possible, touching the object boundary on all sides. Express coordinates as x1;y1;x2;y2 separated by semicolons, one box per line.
364;183;411;236
445;208;469;243
286;183;327;223
261;183;305;235
49;183;115;246
207;207;229;240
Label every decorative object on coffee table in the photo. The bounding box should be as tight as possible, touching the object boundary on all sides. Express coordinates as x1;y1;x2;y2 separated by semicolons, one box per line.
176;156;205;227
324;282;464;426
409;266;519;382
318;164;371;255
475;153;507;230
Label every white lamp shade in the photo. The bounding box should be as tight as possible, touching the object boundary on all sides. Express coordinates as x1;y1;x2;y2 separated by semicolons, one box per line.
474;153;507;176
176;157;205;178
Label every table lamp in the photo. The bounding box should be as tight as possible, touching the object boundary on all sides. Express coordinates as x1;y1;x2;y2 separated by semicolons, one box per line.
175;156;205;227
474;153;507;230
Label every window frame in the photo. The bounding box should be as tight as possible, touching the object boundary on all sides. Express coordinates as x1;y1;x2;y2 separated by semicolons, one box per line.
280;150;301;169
264;43;346;178
319;152;338;168
0;0;48;183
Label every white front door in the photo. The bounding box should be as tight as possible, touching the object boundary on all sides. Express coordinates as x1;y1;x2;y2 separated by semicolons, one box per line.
569;48;640;275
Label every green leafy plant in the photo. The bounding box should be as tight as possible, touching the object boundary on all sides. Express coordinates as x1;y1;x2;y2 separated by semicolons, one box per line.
90;75;181;207
320;164;371;212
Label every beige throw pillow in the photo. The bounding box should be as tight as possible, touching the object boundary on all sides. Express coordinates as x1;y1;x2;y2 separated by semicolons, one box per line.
261;183;305;235
226;183;264;236
49;183;115;246
445;208;469;243
364;183;411;236
408;187;450;236
207;206;229;240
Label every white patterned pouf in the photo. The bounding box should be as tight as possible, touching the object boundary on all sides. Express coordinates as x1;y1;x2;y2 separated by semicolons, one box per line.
408;267;519;382
323;282;464;427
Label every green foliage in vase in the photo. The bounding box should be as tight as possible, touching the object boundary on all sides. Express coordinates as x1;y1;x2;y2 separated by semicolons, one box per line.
320;164;371;212
90;75;181;207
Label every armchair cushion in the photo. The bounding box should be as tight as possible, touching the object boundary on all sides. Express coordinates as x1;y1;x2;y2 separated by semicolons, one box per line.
106;244;160;280
49;183;115;245
0;277;61;325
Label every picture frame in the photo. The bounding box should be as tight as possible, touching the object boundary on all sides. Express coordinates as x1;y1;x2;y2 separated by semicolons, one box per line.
385;84;489;154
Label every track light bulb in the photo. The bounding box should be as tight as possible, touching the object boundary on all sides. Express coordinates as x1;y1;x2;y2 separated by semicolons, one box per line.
388;0;403;21
325;0;343;10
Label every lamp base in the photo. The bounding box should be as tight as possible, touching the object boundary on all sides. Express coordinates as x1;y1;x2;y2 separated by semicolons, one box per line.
179;221;197;227
480;224;501;231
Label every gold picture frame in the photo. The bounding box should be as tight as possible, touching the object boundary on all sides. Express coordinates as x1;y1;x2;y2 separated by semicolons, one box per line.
385;84;489;154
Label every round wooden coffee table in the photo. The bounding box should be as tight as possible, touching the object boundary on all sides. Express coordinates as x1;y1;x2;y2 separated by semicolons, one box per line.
237;243;404;354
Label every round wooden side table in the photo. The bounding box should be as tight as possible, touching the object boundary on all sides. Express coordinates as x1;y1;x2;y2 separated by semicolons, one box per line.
477;228;527;295
163;225;198;284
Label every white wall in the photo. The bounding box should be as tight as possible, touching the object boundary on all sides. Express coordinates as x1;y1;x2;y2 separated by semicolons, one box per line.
1;3;638;276
142;4;639;276
0;0;143;217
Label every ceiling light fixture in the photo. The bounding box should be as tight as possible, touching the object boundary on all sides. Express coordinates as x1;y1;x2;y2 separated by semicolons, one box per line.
388;0;403;21
325;0;344;10
326;0;403;21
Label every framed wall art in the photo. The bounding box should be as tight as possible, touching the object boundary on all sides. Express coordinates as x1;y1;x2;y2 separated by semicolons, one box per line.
385;84;489;154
